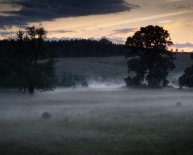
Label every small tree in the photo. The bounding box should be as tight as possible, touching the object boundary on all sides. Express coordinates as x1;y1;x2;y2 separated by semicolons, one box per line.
125;25;175;87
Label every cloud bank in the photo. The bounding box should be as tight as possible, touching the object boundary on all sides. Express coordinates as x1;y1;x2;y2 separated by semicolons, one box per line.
0;0;138;28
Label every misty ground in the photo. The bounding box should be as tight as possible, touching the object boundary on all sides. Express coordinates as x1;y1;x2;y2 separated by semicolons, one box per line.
1;54;193;155
1;87;193;155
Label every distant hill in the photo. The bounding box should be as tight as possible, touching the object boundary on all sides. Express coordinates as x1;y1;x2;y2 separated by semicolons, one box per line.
55;52;193;87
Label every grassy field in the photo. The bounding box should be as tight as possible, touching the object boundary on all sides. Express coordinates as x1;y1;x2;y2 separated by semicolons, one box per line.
1;88;193;155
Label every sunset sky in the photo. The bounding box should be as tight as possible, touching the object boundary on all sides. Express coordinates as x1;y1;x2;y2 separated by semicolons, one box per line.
0;0;193;51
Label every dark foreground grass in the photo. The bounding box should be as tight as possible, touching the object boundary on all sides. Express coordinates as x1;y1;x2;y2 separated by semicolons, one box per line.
1;107;193;155
1;129;193;155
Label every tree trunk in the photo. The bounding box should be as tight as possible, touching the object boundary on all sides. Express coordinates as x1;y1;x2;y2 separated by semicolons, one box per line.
27;83;34;95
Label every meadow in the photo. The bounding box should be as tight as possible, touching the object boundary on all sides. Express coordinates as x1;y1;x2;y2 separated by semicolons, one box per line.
1;87;193;155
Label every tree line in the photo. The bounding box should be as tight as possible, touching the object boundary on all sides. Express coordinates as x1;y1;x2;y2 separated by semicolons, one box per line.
0;38;126;58
45;38;126;57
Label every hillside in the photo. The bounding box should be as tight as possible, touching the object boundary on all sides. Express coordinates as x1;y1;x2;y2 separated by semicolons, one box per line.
55;53;193;87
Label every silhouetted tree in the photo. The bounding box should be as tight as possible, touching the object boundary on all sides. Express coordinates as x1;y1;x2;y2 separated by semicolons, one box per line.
125;25;175;87
4;26;56;94
26;26;55;94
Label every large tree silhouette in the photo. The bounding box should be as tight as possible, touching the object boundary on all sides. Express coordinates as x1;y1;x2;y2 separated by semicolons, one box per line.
125;25;175;87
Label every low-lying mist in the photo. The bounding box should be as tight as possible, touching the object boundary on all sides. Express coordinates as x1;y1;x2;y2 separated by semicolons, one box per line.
1;54;193;154
1;86;193;154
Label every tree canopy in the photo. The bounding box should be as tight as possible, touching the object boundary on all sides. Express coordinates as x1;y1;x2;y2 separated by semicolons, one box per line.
125;25;175;88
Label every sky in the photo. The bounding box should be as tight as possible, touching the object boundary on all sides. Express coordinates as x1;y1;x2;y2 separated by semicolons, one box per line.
0;0;193;52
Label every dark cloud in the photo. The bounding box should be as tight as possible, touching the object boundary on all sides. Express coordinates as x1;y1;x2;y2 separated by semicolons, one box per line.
1;25;12;30
0;31;14;37
161;0;193;10
114;28;137;34
0;0;138;28
49;30;76;34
